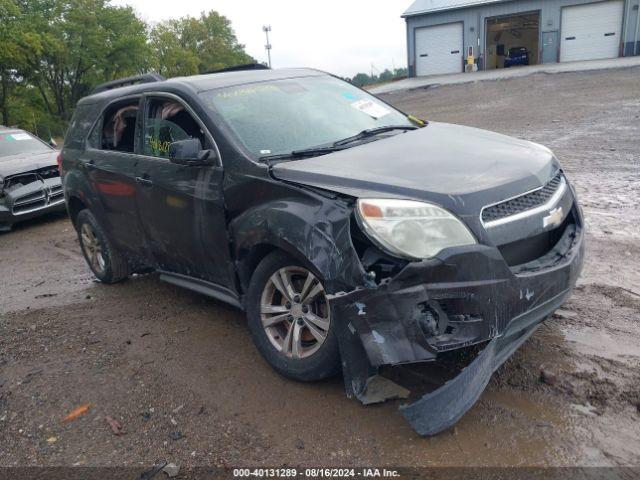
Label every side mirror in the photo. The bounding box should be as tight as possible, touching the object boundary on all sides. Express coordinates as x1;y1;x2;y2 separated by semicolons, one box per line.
49;138;58;149
168;138;217;166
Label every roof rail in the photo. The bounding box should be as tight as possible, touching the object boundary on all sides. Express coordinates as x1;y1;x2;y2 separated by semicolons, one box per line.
208;63;270;74
91;73;166;95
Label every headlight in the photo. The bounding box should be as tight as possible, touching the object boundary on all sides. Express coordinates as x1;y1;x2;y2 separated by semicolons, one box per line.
356;198;476;260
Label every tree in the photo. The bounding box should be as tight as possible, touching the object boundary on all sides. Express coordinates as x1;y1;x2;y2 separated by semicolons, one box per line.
17;0;151;121
0;0;41;125
149;22;200;78
379;69;394;83
1;2;254;133
393;67;408;78
150;11;254;77
351;73;373;87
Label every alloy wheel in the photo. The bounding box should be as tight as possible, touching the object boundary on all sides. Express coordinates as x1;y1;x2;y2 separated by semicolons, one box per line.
80;223;106;275
259;266;331;359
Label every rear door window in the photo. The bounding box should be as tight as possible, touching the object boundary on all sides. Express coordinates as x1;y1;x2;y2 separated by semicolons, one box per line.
91;99;141;153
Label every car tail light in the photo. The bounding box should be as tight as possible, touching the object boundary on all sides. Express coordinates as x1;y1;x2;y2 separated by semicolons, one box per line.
57;152;63;172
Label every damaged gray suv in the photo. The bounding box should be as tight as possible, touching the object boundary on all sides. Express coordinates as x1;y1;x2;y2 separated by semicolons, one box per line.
61;67;584;435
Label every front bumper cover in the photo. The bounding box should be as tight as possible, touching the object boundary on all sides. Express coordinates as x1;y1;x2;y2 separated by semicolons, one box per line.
329;216;584;436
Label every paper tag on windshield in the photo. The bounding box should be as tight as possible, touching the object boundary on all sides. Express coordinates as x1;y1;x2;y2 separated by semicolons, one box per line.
10;133;31;141
351;99;390;119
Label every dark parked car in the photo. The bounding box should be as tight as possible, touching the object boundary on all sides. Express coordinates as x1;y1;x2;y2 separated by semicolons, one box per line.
504;46;530;68
61;68;584;435
0;126;64;231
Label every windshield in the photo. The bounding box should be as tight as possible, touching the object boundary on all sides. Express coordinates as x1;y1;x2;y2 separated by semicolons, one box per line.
0;131;51;158
200;75;413;157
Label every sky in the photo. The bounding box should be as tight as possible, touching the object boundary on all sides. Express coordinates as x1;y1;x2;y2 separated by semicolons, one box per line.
111;0;412;78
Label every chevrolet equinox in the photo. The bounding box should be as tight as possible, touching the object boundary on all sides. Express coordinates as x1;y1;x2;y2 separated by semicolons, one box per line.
61;68;584;435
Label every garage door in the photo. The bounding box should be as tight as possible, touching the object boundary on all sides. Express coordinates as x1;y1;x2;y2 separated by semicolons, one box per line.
560;1;623;62
415;23;463;76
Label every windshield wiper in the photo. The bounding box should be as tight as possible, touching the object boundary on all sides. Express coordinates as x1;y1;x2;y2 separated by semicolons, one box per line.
333;125;418;147
260;145;345;162
259;125;419;162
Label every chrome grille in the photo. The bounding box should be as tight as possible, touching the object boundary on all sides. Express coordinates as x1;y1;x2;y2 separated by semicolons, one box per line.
49;184;64;200
6;168;64;215
12;189;47;214
481;172;563;224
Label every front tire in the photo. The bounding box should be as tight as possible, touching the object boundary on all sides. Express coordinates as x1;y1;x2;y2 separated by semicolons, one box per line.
76;209;128;284
246;251;340;381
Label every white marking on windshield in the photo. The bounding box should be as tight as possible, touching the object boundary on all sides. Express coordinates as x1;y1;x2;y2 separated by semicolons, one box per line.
10;133;31;141
350;99;391;119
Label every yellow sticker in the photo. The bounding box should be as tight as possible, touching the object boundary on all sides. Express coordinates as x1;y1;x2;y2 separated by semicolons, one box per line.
148;137;171;154
166;195;187;209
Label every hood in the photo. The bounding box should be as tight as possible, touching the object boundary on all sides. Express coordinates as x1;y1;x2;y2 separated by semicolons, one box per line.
271;122;559;215
0;150;59;178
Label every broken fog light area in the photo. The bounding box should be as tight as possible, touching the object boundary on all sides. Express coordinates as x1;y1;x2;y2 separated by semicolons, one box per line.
415;300;487;352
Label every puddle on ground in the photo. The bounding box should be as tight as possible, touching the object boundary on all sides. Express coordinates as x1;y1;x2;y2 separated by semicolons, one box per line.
561;325;640;361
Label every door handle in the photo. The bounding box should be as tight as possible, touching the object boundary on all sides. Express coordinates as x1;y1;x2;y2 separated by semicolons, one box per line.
86;161;97;170
135;176;153;187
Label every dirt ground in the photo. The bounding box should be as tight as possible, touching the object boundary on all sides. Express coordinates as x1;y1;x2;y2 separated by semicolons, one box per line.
1;67;639;470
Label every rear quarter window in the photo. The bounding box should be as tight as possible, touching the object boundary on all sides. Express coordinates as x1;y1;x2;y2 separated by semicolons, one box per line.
64;103;100;150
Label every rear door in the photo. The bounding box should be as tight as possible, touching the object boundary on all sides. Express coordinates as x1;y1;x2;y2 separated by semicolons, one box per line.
415;23;463;76
560;1;623;62
84;97;150;259
134;93;234;288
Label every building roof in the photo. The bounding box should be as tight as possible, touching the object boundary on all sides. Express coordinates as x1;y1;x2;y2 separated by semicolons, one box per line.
403;0;507;17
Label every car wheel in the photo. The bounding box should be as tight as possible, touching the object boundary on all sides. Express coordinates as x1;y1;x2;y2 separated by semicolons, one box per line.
76;209;128;284
246;251;341;381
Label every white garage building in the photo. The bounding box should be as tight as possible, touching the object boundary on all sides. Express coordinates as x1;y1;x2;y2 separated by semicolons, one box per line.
404;0;640;76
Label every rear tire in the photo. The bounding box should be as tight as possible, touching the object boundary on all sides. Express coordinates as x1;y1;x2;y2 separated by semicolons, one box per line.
246;251;340;382
76;209;128;284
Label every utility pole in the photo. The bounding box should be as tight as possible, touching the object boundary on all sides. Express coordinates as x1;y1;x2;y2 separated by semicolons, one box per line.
263;25;272;68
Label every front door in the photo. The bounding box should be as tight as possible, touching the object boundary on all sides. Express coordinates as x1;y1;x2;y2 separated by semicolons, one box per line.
134;94;233;288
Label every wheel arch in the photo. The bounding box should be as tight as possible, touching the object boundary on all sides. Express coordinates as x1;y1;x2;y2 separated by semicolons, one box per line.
230;196;366;295
236;242;326;295
63;168;108;232
66;195;87;228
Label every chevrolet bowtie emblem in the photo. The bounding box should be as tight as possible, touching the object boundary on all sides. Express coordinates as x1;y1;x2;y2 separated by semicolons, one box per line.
543;206;564;229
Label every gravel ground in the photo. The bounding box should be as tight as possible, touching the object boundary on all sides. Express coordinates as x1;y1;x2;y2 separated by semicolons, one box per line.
1;66;639;471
